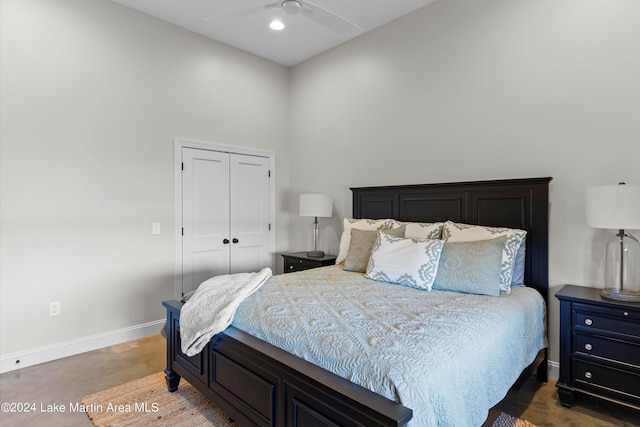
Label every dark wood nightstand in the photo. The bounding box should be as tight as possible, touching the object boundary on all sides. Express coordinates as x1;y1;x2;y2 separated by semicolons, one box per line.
555;285;640;411
282;252;336;274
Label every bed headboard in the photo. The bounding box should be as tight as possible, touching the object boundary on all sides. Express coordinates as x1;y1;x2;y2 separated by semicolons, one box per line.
351;177;552;302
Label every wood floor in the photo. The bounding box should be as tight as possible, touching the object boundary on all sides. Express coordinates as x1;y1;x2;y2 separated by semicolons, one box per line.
0;334;638;427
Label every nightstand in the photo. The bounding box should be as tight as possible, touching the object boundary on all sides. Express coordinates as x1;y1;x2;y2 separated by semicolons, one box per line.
555;285;640;411
282;252;336;274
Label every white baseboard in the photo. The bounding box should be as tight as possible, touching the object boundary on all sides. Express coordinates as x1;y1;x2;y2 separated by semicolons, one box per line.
548;359;559;381
0;319;165;374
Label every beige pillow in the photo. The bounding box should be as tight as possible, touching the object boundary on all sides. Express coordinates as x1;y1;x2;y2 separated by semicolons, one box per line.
344;226;405;273
336;218;395;264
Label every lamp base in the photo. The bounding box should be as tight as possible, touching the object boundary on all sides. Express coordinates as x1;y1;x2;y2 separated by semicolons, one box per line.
601;288;640;302
306;250;325;258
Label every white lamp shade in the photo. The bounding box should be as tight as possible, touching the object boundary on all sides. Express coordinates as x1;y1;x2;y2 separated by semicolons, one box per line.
586;184;640;230
299;194;332;218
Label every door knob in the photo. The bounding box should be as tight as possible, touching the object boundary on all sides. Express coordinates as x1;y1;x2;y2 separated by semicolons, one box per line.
232;238;239;244
223;239;230;244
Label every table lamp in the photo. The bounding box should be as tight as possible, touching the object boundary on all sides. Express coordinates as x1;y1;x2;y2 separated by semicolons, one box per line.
586;183;640;301
299;193;332;257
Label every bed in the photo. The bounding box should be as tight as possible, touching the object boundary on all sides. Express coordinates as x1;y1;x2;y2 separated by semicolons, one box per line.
163;177;552;427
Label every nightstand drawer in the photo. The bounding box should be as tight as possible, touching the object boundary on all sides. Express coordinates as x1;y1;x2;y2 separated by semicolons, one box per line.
574;304;640;338
282;252;337;274
573;359;640;400
286;258;318;272
574;332;640;367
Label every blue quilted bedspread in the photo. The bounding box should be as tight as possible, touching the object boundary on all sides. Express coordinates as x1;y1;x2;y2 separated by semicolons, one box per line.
231;266;546;427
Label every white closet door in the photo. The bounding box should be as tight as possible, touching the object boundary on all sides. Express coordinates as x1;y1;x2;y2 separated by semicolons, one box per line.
182;148;230;295
229;154;270;274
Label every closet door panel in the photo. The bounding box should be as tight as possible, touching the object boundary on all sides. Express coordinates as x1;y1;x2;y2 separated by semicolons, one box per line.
229;154;270;274
182;148;231;295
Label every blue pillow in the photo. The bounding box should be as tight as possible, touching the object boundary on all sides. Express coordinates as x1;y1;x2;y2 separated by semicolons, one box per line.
432;236;507;297
511;237;526;286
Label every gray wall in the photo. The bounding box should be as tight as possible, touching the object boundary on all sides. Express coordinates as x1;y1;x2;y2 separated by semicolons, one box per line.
287;0;640;368
0;0;289;357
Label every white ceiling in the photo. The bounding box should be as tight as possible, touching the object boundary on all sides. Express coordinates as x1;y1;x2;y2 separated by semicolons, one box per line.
110;0;437;66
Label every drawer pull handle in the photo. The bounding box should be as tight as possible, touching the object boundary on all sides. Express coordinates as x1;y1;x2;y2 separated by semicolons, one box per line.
289;265;294;270
624;312;629;317
584;318;593;326
585;371;592;380
584;343;593;351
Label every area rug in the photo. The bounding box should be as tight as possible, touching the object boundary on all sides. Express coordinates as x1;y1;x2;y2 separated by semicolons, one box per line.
491;412;537;427
82;372;239;427
82;372;537;427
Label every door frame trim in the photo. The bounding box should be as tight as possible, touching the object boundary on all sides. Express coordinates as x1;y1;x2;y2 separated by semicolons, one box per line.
173;138;276;298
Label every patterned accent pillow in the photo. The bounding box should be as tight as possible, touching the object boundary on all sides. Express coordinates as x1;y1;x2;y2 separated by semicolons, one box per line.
432;236;507;297
344;226;406;273
336;218;395;265
442;221;526;293
365;232;444;291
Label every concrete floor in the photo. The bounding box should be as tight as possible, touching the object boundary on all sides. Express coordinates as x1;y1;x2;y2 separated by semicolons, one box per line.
0;334;165;427
0;334;638;427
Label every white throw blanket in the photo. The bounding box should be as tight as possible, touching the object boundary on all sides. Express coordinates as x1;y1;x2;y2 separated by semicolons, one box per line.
180;267;272;356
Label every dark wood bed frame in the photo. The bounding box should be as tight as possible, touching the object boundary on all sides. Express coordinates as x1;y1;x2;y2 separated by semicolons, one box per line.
163;177;552;427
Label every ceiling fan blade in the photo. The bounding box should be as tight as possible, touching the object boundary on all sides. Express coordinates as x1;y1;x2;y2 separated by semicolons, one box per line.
302;2;362;37
205;2;279;21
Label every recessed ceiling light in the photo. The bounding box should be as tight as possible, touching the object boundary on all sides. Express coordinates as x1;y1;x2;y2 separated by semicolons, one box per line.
269;20;285;31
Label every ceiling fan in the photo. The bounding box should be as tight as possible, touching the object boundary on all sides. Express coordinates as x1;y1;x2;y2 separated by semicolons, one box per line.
207;1;363;37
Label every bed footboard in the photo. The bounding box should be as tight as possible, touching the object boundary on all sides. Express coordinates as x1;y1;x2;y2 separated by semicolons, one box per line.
163;299;413;427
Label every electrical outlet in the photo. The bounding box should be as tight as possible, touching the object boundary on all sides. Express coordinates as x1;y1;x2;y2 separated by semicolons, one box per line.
49;301;61;317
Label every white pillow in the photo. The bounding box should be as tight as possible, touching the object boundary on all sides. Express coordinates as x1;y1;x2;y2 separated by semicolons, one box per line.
336;218;395;265
365;232;444;291
400;221;444;240
441;221;526;293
